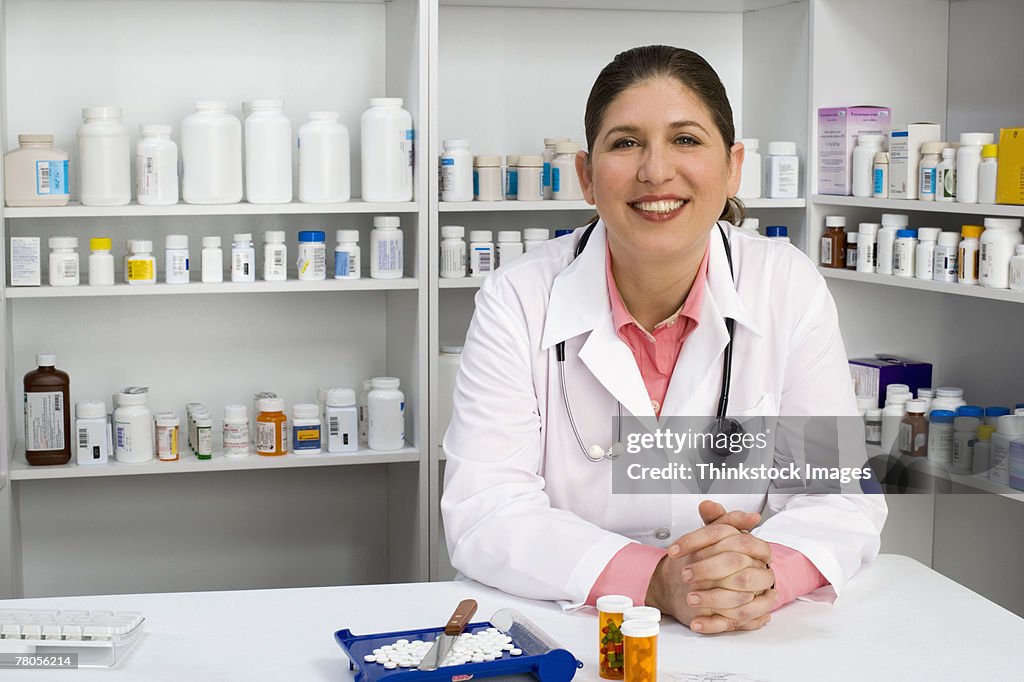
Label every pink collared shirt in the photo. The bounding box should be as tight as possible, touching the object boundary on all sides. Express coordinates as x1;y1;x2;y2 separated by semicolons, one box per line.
586;240;828;611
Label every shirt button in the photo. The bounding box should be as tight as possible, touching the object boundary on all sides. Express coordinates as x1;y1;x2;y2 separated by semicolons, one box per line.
651;400;660;412
667;320;676;327
654;528;671;540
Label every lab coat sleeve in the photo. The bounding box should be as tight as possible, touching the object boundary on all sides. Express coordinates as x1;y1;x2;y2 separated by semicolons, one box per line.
751;268;887;602
441;280;633;606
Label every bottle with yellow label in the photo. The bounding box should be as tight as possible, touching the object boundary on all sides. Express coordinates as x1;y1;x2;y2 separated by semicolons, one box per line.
126;239;156;285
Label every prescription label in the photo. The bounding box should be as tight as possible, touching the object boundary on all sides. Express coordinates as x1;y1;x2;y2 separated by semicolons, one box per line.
24;392;66;450
127;259;155;282
552;167;561;193
36;160;69;196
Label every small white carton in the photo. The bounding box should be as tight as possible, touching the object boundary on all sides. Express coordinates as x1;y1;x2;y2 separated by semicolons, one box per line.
889;122;942;199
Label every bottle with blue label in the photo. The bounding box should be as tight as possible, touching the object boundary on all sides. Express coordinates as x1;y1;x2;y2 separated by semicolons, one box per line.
3;134;70;207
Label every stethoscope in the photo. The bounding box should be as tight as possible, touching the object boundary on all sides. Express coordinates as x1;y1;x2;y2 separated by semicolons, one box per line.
555;218;743;462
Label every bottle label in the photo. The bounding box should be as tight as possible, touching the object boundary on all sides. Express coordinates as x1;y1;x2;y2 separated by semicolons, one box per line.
820;237;832;265
232;251;253;279
136;153;158;197
256;420;277;454
941;168;956;198
898;422;912;454
24;391;66;450
266;245;286;278
293;424;321;451
35;160;69;196
872;167;885;196
156;425;179;460
920;167;935;196
223;422;249;455
542;162;551;189
471;246;493;275
127;258;155;282
473;169;479;198
115;421;132;457
196;426;213;458
507;169;518;197
55;255;78;282
375;238;402;274
552;167;561;193
335;250;351;277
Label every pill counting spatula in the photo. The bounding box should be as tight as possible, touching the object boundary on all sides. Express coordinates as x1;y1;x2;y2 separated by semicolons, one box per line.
418;599;478;671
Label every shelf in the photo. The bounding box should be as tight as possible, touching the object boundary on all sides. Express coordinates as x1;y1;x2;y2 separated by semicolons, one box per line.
439;198;804;213
439;0;799;12
865;445;1024;502
2;200;420;219
5;277;419;299
10;444;420;481
742;198;806;209
439;278;484;289
819;267;1024;304
812;195;1024;218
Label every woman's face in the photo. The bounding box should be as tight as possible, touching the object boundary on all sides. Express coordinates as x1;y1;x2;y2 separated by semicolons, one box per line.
577;76;743;258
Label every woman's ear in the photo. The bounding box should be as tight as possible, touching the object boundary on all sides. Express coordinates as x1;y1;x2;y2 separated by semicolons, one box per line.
727;141;745;197
576;150;596;205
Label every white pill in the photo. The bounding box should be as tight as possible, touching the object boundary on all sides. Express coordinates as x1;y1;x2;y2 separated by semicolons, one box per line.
510;648;523;656
471;654;484;663
363;654;376;663
397;639;409;645
502;644;514;651
384;662;398;670
483;654;496;661
372;648;382;655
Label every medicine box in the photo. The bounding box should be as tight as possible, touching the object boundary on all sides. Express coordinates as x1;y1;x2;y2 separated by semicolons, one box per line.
849;356;933;409
9;236;41;286
996;127;1024;205
817;106;891;196
888;122;941;199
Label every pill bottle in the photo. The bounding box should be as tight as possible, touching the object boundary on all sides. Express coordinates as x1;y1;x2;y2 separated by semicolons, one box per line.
845;232;858;270
893;229;917;278
194;413;213;460
358;380;373;445
297;230;327;281
24;354;72;465
979;217;1023;289
931;387;966;413
231;232;256;282
325;388;359;453
864;408;882;445
292;403;322;455
469;230;495;277
330;229;360;280
523;228;549;252
78;106;130;206
899;400;929;457
766;141;798;199
263;230;287;281
245;99;292;204
251;392;277;445
880;395;909;454
856;223;878;273
917;387;935;414
48;237;79;287
437;346;463;440
885;384;910;402
298;111;350;203
370;216;404;279
985;406;1010;427
926;410;955;464
856;396;876;415
736;138;761;199
440;225;467;278
765;225;789;243
872;151;889;198
915;227;941;280
180;101;242;204
516;155;544;201
154;412;180;462
135;124;178;205
623;606;661;625
551;142;583;201
161;234;189;284
185;402;203;451
114;389;154;463
621;619;658;682
596;595;632;680
3;134;70;207
990;415;1024;486
75;400;110;465
957;224;984;285
1010;440;1024;492
875;214;907;276
473;154;503;201
933;231;961;283
505;154;519;200
952;406;983;472
189;406;210;454
256;398;288;456
497;231;524;268
201;236;224;283
955;132;994;204
918;142;944;201
1009;245;1024;291
935;147;956;202
974;424;995;475
542;137;570;199
978;144;998;204
439;139;473;202
368;377;405;451
222;404;250;458
820;216;846;268
126;240;156;285
852;134;885;198
361;98;413;202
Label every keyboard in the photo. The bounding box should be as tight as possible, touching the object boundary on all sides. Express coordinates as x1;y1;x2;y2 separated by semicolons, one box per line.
0;608;145;668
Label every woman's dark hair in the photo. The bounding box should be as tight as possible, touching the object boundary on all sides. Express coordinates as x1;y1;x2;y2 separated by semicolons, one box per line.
584;45;745;225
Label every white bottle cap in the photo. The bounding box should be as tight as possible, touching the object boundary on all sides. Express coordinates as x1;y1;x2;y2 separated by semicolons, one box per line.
983;217;1022;230
373;216;401;229
959;132;995;147
738;138;759;151
996;415;1024;436
117;392;148;406
517;154;543;167
620;620;659;638
905;400;928;413
623;606;661;623
544;137;571;146
371;377;400;390
258;397;285;413
858;223;880;236
194;415;212;427
918;388;935;399
941;148;956;159
202;236;222;249
874;151;889;163
916;227;941;242
880;213;909;227
195;101;227;111
847;232;858;243
865;408;882;419
165;234;188;250
523;228;549;241
308;111;339;121
740;218;759;232
554;141;579;154
48;236;78;249
336;229;360;244
82;106;123;121
131;240;153;254
155;412;180;427
856;396;876;411
498;231;521;242
473;155;502;167
140;124;172;136
439;345;464;354
369;97;403;107
224;404;248;421
327;388;356;407
921;141;947;155
936;387;964;398
857;134;886;146
76;400;106;419
443;139;471;149
19;134;54;145
293;403;319;419
825;216;846;228
506;154;520;166
767;141;796;156
250;99;284;110
595;595;633;613
441;225;465;239
469;230;493;243
886;393;911;406
886;384;910;396
937;231;960;247
233;233;253;243
265;230;286;243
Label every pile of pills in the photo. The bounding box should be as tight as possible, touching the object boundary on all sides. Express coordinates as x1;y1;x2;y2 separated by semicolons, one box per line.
362;629;523;669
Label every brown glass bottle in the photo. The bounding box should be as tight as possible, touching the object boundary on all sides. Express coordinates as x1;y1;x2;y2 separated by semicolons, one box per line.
898;400;929;458
820;217;847;268
24;353;71;465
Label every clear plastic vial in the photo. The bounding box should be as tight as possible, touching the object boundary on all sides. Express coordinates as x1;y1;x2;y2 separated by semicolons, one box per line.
126;240;157;285
932;231;960;283
263;230;287;281
766;141;799;199
370;216;404;279
164;234;190;284
473;155;503;201
245;99;293;204
497;231;524;267
440;225;467;278
957;224;984;285
978;144;998;205
135;124;178;205
440;139;473;202
3;134;70;207
334;229;361;280
222;404;250;458
469;230;495;277
88;237;115;286
516;155;544;201
48;237;79;287
297;230;327;281
231;232;256;283
367;377;405;451
298;111;350;203
77;106;131;206
736;138;761;199
201;236;224;283
181;101;243;204
361;98;413;202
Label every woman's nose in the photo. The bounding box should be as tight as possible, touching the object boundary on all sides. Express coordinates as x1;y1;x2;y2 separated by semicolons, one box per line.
636;142;676;185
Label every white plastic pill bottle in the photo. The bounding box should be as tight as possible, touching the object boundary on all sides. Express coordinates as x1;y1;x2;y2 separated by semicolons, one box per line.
263;230;287;281
181;101;243;204
222;404;250;458
516;155;544;201
88;238;115;287
915;227;942;280
542;137;570;199
932;231;960;283
497;231;524;268
978;144;998;204
955;132;994;204
75;400;110;465
852;134;885;198
957;224;984;285
334;229;361;280
892;229;917;278
766;141;798;199
231;232;256;282
437;346;463;439
736;138;761;199
505;154;519;200
114;389;154;463
245;99;292;204
78;106;131;206
551;142;583;201
918;142;944;201
291;403;322;454
368;377;405;451
48;237;79;287
370;216;404;279
3;134;70;207
979;217;1023;289
856;223;879;274
165;234;190;284
469;230;495;277
935;148;956;202
439;139;473;202
298;111;350;203
440;225;467;278
126;240;157;285
201;236;224;283
297;230;327;281
875;213;908;276
325;388;359;453
135;124;178;205
361;98;413;202
523;228;550;251
473;155;503;202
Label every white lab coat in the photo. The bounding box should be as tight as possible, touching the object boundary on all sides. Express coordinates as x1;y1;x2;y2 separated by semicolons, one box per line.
441;219;886;608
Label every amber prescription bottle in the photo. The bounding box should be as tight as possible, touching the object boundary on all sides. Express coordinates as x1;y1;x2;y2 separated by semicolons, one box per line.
24;353;72;465
256;397;288;456
820;216;847;268
899;399;929;457
597;595;632;679
621;619;659;682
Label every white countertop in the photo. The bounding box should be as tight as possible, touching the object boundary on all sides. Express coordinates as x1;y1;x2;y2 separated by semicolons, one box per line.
1;555;1020;681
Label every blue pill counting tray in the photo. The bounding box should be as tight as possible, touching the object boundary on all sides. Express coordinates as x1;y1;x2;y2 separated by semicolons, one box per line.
335;608;583;682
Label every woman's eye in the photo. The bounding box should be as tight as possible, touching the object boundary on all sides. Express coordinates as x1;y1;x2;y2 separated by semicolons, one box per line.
675;135;700;146
612;138;639;149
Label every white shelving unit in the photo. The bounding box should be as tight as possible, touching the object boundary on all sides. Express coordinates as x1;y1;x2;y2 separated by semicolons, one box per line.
819;268;1024;304
812;195;1024;219
5;278;420;299
3;200;420;219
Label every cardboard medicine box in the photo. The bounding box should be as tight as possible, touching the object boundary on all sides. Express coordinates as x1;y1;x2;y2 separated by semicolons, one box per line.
888;122;942;199
849;356;933;409
996;127;1024;205
817;106;891;196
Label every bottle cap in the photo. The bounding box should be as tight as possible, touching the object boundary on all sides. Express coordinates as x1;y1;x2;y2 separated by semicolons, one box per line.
765;225;788;238
936;387;964;398
369;97;403;107
553;141;579;154
293;403;319;419
960;225;984;239
896;229;916;239
886;393;911;406
89;237;112;252
250;99;284;110
506;154;520;166
905;400;927;413
856;396;876;411
155;412;180;426
298;230;326;242
473;155;502;166
264;230;286;243
498;231;521;242
76;400;106;419
886;384;910;396
959;132;994;147
165;234;188;249
595;595;633;613
986;406;1010;418
740;218;759;232
937;232;960;247
941;147;956;158
517;154;543;167
131;240;153;253
767;141;796;156
371;377;400;390
442;138;470;149
18;134;54;145
327;388;356;407
956;405;984;418
825;216;846;228
920;141;947;155
857;134;886;146
981;144;998;158
82;106;123;121
48;236;78;249
233;233;253;243
439;345;464;354
202;236;222;249
117;391;148;407
441;225;465;239
258;397;285;413
874;151;889;163
984;217;1022;230
194;415;213;427
544;137;571;147
995;415;1024;436
976;424;995;441
624;606;662;623
916;227;941;242
880;213;909;228
554;229;575;238
523;228;549;241
738;138;759;151
929;410;955;424
619;620;659;638
858;223;880;236
865;408;882;419
469;230;493;243
140;124;172;136
918;388;935;399
336;229;360;244
308;111;339;121
373;216;401;229
224;404;248;421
